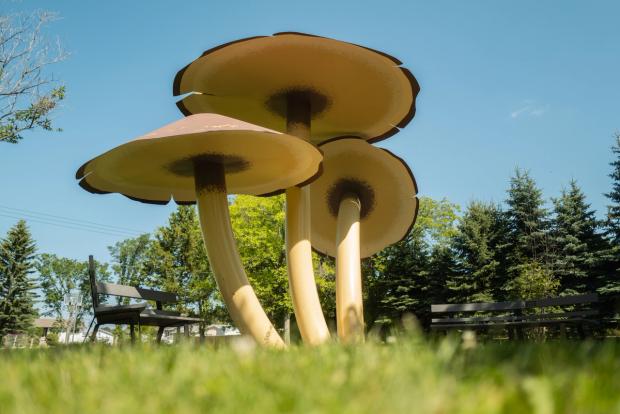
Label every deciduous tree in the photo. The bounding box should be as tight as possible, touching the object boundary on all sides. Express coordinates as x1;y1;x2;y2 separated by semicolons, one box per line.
37;253;110;323
1;11;67;143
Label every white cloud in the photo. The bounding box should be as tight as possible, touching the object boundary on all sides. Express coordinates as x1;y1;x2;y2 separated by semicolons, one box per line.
510;101;548;119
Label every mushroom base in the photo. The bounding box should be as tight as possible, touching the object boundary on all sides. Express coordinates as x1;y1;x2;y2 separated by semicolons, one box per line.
194;162;285;347
285;186;331;345
336;193;365;343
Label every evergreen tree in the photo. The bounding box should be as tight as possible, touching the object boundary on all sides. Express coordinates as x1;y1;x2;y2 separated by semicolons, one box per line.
448;201;507;302
601;134;620;295
503;169;551;297
551;180;604;294
0;220;37;339
426;244;457;305
367;229;430;327
606;134;620;243
366;197;459;329
143;206;223;326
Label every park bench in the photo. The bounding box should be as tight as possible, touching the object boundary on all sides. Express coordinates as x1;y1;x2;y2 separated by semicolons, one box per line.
85;255;202;343
430;293;599;339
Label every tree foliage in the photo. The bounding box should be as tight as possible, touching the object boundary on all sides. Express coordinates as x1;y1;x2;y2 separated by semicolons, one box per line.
108;234;151;304
229;195;336;329
0;11;67;143
229;195;290;327
502;169;552;296
0;220;36;339
601;133;620;295
142;206;222;325
365;197;459;328
550;180;604;294
448;201;507;303
514;261;560;301
37;253;110;323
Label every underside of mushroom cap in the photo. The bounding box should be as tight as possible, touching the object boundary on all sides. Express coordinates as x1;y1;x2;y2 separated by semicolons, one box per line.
309;137;418;258
76;114;323;204
174;32;419;146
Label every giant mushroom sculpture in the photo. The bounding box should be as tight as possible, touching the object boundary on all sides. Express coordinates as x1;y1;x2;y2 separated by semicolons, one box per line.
308;138;418;342
174;32;419;345
76;113;323;347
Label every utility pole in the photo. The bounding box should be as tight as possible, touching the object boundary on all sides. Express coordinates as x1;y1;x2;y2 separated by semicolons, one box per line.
63;292;83;344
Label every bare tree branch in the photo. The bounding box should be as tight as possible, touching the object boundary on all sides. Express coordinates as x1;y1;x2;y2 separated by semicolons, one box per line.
0;10;68;144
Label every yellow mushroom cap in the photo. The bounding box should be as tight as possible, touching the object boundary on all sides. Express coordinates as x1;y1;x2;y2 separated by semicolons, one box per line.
76;114;323;204
309;138;418;258
174;32;419;146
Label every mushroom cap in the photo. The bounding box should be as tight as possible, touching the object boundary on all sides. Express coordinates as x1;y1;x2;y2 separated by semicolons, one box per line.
309;138;418;258
76;114;323;204
174;32;419;146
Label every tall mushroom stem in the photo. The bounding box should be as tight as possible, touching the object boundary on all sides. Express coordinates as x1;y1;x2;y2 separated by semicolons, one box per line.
335;193;364;343
194;161;285;348
285;94;331;345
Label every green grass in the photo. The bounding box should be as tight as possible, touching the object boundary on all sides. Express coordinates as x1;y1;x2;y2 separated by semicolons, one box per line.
1;336;619;414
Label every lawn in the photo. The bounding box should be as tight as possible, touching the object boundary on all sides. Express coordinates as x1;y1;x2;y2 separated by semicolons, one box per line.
1;335;619;414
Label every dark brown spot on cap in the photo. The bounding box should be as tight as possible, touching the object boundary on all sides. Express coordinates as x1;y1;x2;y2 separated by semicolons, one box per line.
266;88;331;119
168;153;250;177
327;178;375;220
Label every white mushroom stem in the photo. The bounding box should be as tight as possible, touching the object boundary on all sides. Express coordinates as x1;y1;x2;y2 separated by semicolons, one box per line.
195;162;285;348
284;95;331;345
335;193;364;343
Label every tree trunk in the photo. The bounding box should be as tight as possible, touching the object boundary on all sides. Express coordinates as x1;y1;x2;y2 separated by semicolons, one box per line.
284;313;291;345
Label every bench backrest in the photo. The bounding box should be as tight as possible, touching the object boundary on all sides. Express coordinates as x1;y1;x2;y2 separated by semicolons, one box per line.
88;255;178;308
431;293;598;314
88;255;100;308
95;282;178;303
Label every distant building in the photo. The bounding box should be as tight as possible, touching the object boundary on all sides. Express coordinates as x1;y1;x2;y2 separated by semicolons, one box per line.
58;329;114;344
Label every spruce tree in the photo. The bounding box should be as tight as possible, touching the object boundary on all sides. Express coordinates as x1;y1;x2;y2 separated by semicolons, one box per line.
503;169;551;297
426;244;456;305
0;220;37;340
367;197;460;329
601;134;620;295
551;180;604;294
449;201;507;302
368;229;430;327
606;134;620;243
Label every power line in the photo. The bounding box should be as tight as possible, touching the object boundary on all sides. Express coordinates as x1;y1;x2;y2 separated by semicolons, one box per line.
0;204;148;236
0;212;147;238
0;204;146;234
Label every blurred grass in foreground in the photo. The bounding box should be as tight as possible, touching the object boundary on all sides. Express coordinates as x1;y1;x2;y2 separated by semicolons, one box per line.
0;335;619;414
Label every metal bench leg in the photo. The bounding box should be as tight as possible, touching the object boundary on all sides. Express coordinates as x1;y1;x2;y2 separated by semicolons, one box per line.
157;327;165;344
577;324;586;340
90;324;100;342
84;317;95;343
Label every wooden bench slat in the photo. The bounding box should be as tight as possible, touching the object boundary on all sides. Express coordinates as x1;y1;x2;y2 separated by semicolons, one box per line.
431;293;599;314
95;282;178;303
430;318;599;329
432;309;599;324
525;293;599;308
431;300;526;313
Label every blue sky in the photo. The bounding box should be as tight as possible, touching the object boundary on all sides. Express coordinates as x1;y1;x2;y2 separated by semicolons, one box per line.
1;0;619;265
